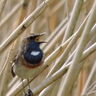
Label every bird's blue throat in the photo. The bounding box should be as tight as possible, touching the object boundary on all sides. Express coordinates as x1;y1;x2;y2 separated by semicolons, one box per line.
23;41;43;64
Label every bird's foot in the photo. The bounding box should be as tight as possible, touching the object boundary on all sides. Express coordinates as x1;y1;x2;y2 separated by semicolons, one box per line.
27;89;33;96
23;93;28;96
23;89;33;96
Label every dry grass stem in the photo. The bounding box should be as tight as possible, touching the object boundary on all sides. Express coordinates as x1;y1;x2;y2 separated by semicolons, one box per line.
0;0;96;96
0;0;55;53
8;40;96;95
81;61;96;96
57;1;96;96
63;0;83;42
0;1;23;28
0;0;7;18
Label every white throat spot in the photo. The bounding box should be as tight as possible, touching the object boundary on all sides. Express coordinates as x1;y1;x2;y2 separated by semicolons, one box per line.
31;51;40;56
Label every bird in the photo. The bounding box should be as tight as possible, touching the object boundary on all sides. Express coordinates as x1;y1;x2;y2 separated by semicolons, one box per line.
11;33;46;96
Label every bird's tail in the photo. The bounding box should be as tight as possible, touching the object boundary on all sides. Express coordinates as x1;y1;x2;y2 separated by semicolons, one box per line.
11;64;16;77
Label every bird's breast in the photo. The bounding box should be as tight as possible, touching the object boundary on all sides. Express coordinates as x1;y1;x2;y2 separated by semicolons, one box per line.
14;62;43;79
14;56;44;79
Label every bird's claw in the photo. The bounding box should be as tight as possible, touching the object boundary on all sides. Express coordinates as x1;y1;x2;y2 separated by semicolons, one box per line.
23;93;28;96
28;89;33;96
23;89;33;96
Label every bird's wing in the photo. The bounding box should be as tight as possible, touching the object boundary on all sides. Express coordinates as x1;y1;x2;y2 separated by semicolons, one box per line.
20;38;28;55
11;38;27;77
11;63;16;77
11;53;19;77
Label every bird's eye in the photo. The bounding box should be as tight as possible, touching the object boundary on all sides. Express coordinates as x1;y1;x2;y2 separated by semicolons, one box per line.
35;37;40;42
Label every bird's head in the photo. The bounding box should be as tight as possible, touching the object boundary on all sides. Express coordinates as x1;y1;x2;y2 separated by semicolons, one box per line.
22;33;46;64
25;33;46;45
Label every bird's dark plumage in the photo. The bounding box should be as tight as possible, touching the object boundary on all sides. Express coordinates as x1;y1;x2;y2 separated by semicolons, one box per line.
23;41;43;64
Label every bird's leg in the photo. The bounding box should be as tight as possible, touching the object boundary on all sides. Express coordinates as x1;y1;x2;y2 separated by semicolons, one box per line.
21;78;28;96
27;79;31;89
27;79;33;96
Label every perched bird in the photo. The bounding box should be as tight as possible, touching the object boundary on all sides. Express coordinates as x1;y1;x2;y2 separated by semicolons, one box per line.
11;33;46;96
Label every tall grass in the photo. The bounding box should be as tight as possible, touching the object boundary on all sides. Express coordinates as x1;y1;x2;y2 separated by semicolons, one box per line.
0;0;96;96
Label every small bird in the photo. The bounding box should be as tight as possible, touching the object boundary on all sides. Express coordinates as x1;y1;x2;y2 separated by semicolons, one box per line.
11;33;46;96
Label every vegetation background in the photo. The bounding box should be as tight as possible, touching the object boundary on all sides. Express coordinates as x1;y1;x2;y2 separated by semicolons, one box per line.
0;0;96;96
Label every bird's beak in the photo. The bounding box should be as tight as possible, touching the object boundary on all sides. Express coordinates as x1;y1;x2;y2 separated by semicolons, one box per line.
25;33;46;40
35;33;46;42
37;33;46;37
38;41;47;44
37;33;46;44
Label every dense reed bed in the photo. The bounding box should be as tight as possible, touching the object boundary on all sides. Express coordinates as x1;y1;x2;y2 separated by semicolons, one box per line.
0;0;96;96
